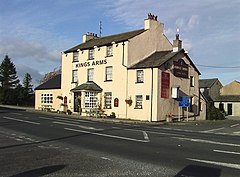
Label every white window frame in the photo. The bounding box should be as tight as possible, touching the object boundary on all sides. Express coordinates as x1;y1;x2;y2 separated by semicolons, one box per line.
104;92;112;109
89;48;94;60
135;95;143;109
105;66;112;81
106;45;113;57
136;70;144;83
73;52;79;62
87;68;94;81
41;93;53;104
190;76;195;87
72;69;78;83
84;92;98;108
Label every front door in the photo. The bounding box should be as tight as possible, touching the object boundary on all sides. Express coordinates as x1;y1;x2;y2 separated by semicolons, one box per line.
227;103;232;115
74;92;81;112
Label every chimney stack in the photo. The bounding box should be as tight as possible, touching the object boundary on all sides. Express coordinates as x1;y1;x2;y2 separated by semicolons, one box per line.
82;32;98;43
173;30;182;52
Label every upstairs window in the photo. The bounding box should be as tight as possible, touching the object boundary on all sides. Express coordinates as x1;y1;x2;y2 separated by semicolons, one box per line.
105;66;113;81
87;68;94;81
73;52;79;62
136;70;144;83
72;70;78;83
106;45;113;57
89;49;94;60
190;76;195;87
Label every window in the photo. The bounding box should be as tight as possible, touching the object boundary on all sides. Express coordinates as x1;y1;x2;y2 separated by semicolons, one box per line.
106;45;113;57
84;92;98;108
136;70;144;83
190;76;195;87
105;66;112;81
73;52;79;62
41;93;53;104
189;96;194;112
89;48;94;60
87;68;94;81
104;92;112;109
72;70;78;83
135;95;143;109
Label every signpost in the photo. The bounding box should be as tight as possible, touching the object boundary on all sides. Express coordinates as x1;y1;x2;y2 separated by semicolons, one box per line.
178;96;190;121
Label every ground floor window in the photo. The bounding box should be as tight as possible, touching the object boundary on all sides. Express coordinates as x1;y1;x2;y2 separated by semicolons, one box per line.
135;95;143;109
41;93;53;104
84;92;98;108
104;92;112;109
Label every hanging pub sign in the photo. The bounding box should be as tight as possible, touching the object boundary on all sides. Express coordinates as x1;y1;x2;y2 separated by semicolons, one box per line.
173;59;189;78
161;72;170;98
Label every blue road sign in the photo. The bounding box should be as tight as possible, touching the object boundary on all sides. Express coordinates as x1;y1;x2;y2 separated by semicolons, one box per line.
179;96;190;107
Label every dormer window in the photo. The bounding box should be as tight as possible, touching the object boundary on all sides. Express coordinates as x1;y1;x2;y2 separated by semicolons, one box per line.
106;45;113;57
89;48;94;60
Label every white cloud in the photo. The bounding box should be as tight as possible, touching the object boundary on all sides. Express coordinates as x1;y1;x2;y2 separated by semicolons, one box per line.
187;15;200;29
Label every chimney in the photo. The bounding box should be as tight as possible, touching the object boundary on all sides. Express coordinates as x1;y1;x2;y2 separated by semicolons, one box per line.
144;13;163;32
173;31;182;52
82;32;98;43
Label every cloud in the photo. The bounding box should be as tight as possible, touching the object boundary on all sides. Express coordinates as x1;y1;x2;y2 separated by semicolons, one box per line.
187;15;200;29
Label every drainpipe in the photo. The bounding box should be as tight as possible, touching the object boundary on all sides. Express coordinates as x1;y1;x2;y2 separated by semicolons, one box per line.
121;42;128;119
150;68;153;122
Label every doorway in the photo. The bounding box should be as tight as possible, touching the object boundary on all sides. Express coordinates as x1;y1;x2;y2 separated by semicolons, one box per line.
74;92;81;112
227;103;232;115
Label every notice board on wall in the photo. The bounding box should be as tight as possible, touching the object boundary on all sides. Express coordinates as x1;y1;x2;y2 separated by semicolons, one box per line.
161;72;170;98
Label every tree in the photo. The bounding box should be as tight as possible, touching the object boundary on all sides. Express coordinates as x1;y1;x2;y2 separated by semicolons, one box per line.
0;55;20;104
23;73;33;95
0;55;19;89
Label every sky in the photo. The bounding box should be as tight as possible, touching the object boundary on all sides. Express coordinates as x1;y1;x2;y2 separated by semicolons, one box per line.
0;0;239;87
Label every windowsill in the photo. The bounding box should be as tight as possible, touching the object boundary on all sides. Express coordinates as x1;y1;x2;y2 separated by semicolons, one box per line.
88;58;94;60
103;107;112;109
104;80;112;82
105;55;113;58
135;81;144;84
134;107;143;109
71;82;77;84
72;60;79;63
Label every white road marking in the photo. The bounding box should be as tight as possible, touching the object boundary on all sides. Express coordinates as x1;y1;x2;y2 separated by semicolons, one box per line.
3;116;40;125
213;149;240;155
173;137;240;147
53;121;104;131
187;158;240;170
39;116;95;123
10;113;23;115
201;127;225;133
230;123;239;128
233;131;240;134
64;128;149;143
101;157;112;161
143;131;150;142
147;130;185;137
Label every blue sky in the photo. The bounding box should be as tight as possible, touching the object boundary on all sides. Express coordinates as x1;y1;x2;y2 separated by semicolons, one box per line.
0;0;239;87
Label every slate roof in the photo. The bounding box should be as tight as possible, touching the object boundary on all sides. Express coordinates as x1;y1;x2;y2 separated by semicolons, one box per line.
35;74;61;90
215;95;240;102
199;78;218;88
128;49;201;74
64;29;145;53
71;81;102;92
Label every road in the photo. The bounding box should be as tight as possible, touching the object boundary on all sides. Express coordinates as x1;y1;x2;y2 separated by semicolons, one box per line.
0;106;240;177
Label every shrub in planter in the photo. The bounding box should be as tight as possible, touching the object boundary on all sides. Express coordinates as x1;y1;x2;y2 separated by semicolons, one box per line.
67;109;72;115
207;105;225;120
109;112;116;118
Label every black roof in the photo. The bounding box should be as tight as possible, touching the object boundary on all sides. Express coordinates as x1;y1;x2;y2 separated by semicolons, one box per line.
35;74;61;90
199;78;218;88
71;81;102;92
215;95;240;102
64;29;145;53
128;49;201;74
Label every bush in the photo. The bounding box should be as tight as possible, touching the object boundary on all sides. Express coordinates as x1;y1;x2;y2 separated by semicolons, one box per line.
67;109;72;115
207;105;225;120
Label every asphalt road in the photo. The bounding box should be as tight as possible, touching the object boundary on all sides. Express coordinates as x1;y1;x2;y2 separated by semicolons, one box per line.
0;107;239;177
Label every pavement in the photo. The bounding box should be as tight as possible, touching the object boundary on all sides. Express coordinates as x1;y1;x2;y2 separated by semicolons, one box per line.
0;104;239;126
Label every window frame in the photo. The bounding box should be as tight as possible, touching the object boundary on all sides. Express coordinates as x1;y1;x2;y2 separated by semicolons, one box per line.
136;70;144;83
72;69;78;83
88;48;94;60
41;93;53;104
106;45;113;57
87;68;94;82
104;92;112;109
105;66;113;81
190;76;195;87
84;92;98;108
73;52;79;62
135;95;143;109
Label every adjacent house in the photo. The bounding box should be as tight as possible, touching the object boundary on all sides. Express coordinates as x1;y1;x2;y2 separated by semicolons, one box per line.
35;14;206;121
214;80;240;116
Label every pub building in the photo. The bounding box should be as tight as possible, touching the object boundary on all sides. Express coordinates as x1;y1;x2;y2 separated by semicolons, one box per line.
35;14;206;121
